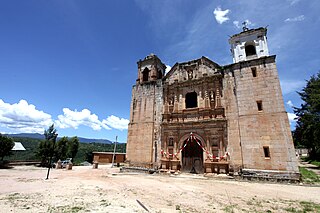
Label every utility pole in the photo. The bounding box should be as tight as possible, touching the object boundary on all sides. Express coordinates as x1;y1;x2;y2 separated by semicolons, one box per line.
111;136;118;168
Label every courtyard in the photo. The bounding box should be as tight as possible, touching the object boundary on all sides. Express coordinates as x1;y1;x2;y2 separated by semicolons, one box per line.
0;165;319;212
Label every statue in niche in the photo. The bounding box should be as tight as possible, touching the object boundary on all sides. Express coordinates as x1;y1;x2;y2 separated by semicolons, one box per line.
210;91;215;108
187;70;193;80
169;97;173;105
210;91;215;101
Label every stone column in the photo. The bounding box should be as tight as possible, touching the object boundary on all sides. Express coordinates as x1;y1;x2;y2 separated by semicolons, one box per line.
204;90;210;109
164;97;169;114
150;65;157;80
179;94;183;111
216;87;222;108
219;138;223;157
173;95;178;112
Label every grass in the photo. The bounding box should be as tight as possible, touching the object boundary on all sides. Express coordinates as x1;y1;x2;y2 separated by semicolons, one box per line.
299;167;320;183
301;157;320;167
284;201;320;212
70;206;85;213
223;204;237;213
238;197;320;213
309;160;320;167
175;204;181;210
47;205;85;213
300;201;320;212
100;199;111;207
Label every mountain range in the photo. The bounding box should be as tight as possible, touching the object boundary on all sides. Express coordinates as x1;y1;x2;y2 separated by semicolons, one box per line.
6;133;116;144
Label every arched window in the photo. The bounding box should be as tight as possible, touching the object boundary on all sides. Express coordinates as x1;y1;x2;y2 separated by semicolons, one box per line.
142;68;150;82
245;43;256;56
158;70;163;79
185;92;198;108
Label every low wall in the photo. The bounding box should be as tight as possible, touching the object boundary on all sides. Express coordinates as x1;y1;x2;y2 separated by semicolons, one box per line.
93;152;126;164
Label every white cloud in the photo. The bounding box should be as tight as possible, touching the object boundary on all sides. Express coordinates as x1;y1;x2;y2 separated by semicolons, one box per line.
285;15;305;22
280;80;305;95
165;65;172;75
286;100;294;107
233;21;240;29
213;7;230;24
0;99;130;133
56;108;129;131
56;108;111;131
102;115;129;131
287;0;301;5
287;112;297;124
0;99;53;133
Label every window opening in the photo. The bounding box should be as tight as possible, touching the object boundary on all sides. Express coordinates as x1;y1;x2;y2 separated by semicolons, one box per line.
251;67;257;77
245;44;257;56
142;68;150;82
263;146;270;158
185;92;198;108
257;100;263;111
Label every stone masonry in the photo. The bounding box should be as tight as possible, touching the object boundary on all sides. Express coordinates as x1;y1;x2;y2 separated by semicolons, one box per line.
126;27;299;180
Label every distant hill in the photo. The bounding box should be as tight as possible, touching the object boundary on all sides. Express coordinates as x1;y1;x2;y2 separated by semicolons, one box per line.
76;137;113;144
7;133;44;139
6;133;115;144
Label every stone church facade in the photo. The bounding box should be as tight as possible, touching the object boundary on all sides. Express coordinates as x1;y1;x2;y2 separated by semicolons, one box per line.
126;27;299;180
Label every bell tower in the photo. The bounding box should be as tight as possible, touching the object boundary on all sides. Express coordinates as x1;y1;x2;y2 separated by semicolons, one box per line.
136;53;166;84
225;26;299;179
229;26;269;63
127;54;165;167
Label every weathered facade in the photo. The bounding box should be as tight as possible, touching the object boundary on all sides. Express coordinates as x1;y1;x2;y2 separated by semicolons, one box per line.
126;27;299;180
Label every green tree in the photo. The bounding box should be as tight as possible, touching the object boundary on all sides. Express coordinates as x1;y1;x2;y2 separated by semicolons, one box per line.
0;134;15;161
67;136;79;161
293;72;320;160
36;140;50;166
36;124;58;166
84;146;94;163
55;136;68;161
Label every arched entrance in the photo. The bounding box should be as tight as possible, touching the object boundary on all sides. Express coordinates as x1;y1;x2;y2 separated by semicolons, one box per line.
180;134;205;173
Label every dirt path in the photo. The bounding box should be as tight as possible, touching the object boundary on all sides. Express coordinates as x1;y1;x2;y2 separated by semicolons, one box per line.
0;165;319;212
299;160;320;176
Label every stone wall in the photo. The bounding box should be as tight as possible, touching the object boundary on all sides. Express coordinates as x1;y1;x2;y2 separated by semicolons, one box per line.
224;56;298;173
222;71;243;172
127;53;299;179
126;80;163;167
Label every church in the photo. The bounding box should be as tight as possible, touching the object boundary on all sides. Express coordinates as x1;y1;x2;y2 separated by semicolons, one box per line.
126;27;299;181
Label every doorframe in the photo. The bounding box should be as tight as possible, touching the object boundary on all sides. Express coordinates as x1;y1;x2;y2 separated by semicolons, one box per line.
178;133;206;171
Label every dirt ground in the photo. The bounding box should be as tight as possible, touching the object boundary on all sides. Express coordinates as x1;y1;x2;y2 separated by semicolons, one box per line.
0;165;319;213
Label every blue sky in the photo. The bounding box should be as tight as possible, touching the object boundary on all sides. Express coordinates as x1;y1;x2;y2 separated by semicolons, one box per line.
0;0;319;142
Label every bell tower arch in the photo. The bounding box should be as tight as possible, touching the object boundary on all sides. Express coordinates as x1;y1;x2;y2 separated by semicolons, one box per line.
137;53;166;84
229;26;269;63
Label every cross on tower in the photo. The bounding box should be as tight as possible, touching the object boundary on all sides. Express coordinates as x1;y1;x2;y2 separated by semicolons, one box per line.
242;21;249;32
